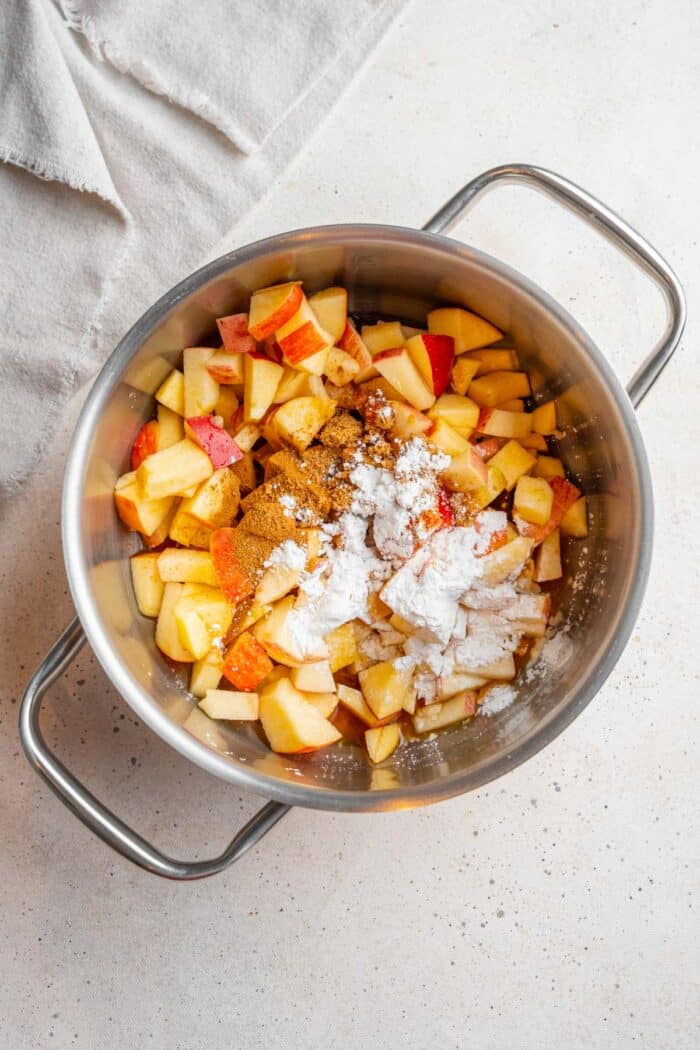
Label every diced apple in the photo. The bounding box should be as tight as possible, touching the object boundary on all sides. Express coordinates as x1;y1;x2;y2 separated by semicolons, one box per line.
386;401;432;441
359;660;415;720
155;582;194;663
300;692;338;718
259;677;341;753
514;476;554;525
468;371;531;408
323;346;360;386
157;404;185;448
271;396;335;452
130;420;159;470
183;470;240;529
135;438;213;499
373;347;435;411
516;476;581;544
405;333;455;397
232;422;262;452
412;691;477;734
216;313;256;354
183;347;220;418
114;471;174;536
175;603;211;660
308;286;347;343
487;440;536;490
130;552;164;617
255;564;301;605
176;584;234;636
437;671;487;699
519;432;549;451
534;528;563;582
229;452;257;495
290;660;335;694
210;527;256;606
199;689;259;720
473;437;503;461
561;496;588;537
531;400;557;435
277;297;332;366
336;320;375;382
185;415;243;468
325;622;358;672
248;282;304;340
440;446;489;492
336;683;382;728
427;418;470;457
427;307;502;354
190;648;224;698
427;393;480;435
168;506;213;550
477;536;533;584
206;350;245;385
476;407;532;439
497;398;525;412
450;357;481;395
229;599;273;638
155;369;185;415
243;352;283;422
361;321;405;355
222;631;273;691
465;348;520;373
468;465;507;512
453;653;516;680
533;455;565;480
253;595;327;667
157;548;217;586
365;724;402;764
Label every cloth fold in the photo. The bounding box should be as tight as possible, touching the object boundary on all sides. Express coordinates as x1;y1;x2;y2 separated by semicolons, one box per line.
0;0;402;499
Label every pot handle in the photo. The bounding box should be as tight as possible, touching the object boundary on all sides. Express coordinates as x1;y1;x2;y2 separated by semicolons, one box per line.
19;618;290;880
423;163;686;408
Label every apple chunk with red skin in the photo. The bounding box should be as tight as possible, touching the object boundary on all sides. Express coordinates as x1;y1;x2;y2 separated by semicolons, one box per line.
373;347;435;411
216;313;256;354
248;282;303;340
405;333;455;397
130;420;159;470
338;321;375;381
185;416;243;468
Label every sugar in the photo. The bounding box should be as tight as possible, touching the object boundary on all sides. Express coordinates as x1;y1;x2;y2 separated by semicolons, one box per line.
265;539;307;572
480;684;516;716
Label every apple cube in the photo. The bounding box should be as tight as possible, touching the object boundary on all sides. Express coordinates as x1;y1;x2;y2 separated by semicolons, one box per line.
248;282;303;340
232;422;262;452
338;321;376;381
308;286;347;343
405;333;455;397
519;432;548;451
427;418;470;457
206;350;245;385
337;683;382;728
290;660;335;694
157;548;217;586
276;297;332;366
210;527;257;606
476;407;532;439
190;648;224;698
271;396;335;452
437;671;487;699
130;552;165;617
468;371;531;408
427;393;480;434
533;455;565;480
384;402;430;442
168;507;213;550
440;446;489;492
323;346;360;386
155;582;194;663
534;528;563;582
228;600;273;640
477;536;533;585
450;357;481;395
157;404;185;448
229;452;257;495
243;352;283;422
199;689;259;721
255;564;301;605
216;313;256;354
497;399;525;412
412;691;478;734
114;471;174;536
531;400;558;435
259;677;341;753
427;307;502;354
359;660;415;720
487;440;536;490
130;420;159;470
467;465;507;512
514;475;555;525
361;321;404;355
365;724;402;764
176;584;234;637
453;653;516;680
516;476;581;544
561;496;588;538
135;438;213;500
253;595;320;667
300;691;338;719
373;348;435;411
185;415;243;468
155;368;185;415
175;603;211;660
466;348;520;373
222;631;273;691
183;348;220;418
324;622;358;672
273;366;314;403
183;469;240;529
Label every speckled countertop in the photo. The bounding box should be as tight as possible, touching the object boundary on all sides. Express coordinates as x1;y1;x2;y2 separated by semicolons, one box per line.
1;2;698;1047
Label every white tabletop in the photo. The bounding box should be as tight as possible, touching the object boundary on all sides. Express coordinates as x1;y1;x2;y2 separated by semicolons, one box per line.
2;1;698;1047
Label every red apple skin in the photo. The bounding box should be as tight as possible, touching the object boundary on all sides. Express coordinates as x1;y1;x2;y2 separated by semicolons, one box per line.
338;321;374;379
477;408;492;431
131;420;159;470
437;488;455;527
413;334;454;396
472;437;503;460
279;322;327;365
217;313;256;353
186;415;243;468
262;337;283;363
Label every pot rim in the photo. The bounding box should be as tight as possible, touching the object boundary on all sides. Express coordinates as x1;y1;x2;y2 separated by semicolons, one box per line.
62;223;653;812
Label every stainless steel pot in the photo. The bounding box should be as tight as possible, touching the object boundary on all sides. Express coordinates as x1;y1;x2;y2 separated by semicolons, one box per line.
20;165;685;879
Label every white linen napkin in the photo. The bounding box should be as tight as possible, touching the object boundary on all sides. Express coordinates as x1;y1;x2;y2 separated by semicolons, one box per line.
0;0;402;498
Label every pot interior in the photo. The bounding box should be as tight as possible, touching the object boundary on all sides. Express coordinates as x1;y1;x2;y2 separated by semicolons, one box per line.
64;227;651;809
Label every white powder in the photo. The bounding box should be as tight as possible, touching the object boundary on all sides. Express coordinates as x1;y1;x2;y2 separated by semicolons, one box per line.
265;539;307;572
279;494;296;517
480;684;516;716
